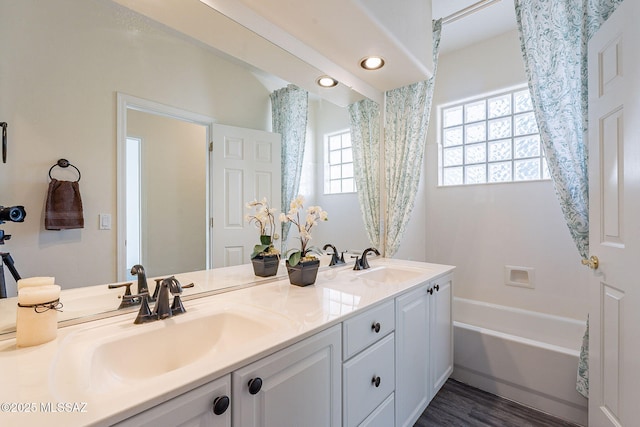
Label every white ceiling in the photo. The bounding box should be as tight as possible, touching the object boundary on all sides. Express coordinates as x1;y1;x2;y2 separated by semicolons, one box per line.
203;0;518;96
432;0;517;54
115;0;517;105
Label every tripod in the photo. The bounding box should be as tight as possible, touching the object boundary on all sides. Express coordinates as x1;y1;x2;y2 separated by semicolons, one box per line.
0;252;20;299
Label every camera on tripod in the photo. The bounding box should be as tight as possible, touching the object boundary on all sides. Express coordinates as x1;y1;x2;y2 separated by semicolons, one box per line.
0;205;26;245
0;205;26;298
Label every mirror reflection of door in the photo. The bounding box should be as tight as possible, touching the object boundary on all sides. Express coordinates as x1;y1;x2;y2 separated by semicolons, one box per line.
210;124;281;267
126;109;208;278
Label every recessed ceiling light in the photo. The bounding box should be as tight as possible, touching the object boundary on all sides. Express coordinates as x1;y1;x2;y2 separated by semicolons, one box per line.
360;56;385;70
316;76;338;88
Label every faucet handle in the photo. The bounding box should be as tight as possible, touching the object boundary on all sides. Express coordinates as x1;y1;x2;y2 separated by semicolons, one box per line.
169;282;194;316
353;256;363;271
108;282;138;309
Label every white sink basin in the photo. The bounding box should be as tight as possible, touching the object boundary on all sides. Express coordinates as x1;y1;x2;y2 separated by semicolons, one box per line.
93;310;277;380
50;304;297;398
356;266;423;284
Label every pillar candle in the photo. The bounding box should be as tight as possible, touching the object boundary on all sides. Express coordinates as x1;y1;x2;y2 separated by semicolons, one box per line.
17;276;55;290
16;284;61;347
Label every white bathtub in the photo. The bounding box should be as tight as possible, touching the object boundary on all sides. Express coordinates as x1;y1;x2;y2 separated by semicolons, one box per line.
452;297;588;426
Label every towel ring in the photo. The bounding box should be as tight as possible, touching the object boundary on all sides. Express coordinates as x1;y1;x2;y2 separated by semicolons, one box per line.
48;158;81;182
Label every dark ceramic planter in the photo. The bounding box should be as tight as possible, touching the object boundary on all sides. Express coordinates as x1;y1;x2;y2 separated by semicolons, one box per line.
251;254;279;277
286;259;320;286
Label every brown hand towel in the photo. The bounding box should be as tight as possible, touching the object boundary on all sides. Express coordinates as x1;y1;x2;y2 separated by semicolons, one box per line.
45;179;84;230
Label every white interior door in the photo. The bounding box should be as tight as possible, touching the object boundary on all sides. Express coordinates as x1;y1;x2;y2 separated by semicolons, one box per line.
211;124;281;267
587;2;640;426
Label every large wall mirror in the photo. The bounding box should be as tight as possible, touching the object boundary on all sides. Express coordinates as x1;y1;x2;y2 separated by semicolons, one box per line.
0;0;375;336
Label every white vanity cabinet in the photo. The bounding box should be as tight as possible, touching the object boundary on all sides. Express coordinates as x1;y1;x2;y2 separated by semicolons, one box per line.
395;273;453;427
430;273;453;397
342;300;395;427
109;268;453;427
232;324;342;427
113;374;231;427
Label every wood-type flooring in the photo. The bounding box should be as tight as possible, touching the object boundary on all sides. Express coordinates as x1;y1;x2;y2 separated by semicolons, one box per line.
415;379;583;427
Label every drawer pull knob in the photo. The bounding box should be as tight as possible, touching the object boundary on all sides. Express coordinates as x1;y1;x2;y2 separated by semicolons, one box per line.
212;395;230;415
427;287;434;295
435;284;440;291
248;377;263;395
371;376;381;387
371;322;381;333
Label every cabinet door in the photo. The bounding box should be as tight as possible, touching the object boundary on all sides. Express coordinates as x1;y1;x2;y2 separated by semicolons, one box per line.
430;273;453;398
395;284;430;427
232;325;342;427
113;374;231;427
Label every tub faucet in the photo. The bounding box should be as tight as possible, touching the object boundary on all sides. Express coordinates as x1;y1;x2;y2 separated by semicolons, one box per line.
354;247;380;270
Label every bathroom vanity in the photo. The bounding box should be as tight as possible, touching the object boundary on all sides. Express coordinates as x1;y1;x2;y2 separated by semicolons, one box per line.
0;258;454;427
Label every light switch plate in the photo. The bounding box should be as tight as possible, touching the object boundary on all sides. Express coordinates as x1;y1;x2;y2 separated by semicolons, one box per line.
99;213;112;230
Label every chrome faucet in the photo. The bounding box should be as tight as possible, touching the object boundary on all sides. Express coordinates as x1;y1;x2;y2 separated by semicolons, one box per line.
107;264;154;309
153;276;182;319
126;276;194;324
323;243;346;266
354;247;380;270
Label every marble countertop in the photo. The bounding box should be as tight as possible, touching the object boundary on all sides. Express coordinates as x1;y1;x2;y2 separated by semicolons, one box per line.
0;258;454;426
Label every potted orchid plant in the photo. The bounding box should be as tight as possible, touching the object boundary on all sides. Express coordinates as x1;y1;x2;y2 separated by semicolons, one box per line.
279;195;328;286
246;198;280;277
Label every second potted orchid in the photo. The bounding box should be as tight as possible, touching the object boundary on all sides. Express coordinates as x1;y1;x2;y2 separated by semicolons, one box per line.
280;195;328;286
246;198;280;277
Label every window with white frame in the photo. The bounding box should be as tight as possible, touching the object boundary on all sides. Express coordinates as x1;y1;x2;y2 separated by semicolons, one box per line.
324;129;355;194
438;86;550;186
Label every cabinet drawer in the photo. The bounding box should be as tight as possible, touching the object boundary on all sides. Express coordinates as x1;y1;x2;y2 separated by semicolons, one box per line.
343;333;395;427
359;392;395;427
343;299;394;359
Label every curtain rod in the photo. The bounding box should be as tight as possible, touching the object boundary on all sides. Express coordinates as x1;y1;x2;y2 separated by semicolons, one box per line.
441;0;502;25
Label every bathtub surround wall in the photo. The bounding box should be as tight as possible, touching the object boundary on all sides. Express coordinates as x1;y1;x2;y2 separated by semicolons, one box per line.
423;30;589;320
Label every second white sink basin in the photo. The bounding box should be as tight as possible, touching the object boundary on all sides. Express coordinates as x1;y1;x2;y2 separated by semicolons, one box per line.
356;266;423;284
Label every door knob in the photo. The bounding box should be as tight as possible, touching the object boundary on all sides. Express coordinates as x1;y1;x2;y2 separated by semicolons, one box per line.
581;255;599;270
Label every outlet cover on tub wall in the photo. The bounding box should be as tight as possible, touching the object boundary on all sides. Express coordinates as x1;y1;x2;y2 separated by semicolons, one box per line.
504;265;535;289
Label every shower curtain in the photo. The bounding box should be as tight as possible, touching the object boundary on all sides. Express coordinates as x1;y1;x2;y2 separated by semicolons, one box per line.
270;84;309;252
514;0;624;399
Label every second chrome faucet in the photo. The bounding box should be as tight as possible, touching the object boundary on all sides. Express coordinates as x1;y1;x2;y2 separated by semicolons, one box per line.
353;247;380;270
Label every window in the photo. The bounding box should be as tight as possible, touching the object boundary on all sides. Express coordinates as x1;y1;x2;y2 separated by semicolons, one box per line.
438;86;550;186
324;129;355;194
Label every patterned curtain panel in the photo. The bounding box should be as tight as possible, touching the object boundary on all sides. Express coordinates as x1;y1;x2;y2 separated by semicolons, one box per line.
384;20;442;257
515;0;623;260
515;0;623;400
348;99;381;248
270;84;309;249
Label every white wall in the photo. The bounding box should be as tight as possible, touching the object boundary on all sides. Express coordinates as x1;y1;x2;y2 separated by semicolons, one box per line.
0;0;271;292
422;30;589;320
